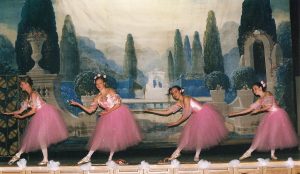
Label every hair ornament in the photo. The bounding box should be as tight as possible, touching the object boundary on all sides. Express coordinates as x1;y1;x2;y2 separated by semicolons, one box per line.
94;73;106;80
180;88;185;93
260;81;266;87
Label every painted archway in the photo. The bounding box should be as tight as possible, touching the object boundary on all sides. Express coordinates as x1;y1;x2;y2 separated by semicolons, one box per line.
240;30;283;93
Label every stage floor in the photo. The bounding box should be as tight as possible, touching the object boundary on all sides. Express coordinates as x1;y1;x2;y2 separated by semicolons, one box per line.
0;144;299;166
1;160;300;174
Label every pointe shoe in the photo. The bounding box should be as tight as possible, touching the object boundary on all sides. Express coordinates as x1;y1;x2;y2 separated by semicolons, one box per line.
239;152;251;160
194;156;200;162
271;155;278;160
38;160;48;166
168;152;181;161
8;155;20;165
77;157;91;165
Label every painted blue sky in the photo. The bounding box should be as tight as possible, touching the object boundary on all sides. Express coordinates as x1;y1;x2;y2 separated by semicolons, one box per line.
0;0;290;46
0;0;291;73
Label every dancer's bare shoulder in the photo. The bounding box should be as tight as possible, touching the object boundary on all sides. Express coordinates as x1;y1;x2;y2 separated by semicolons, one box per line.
265;91;273;97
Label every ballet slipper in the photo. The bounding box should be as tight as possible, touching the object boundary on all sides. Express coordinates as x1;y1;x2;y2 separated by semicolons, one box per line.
239;151;251;160
271;154;278;160
38;160;48;166
168;152;181;161
8;155;20;165
77;156;91;165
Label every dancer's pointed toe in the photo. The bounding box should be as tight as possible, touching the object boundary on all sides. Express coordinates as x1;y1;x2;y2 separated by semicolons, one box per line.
271;154;278;160
239;152;251;160
38;160;48;166
77;157;91;165
8;155;20;165
168;152;181;161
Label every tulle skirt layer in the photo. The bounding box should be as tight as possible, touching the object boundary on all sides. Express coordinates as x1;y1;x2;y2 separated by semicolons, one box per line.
178;104;228;150
89;105;142;152
252;108;298;151
20;104;68;152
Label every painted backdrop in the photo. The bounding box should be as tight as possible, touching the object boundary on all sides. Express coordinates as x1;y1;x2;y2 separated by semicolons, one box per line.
0;0;295;151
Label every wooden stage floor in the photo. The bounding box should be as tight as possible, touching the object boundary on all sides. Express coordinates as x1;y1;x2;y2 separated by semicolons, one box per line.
1;161;300;174
0;144;299;173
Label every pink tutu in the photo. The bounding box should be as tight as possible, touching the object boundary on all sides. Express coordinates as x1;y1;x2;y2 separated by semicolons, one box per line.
252;107;298;151
178;104;228;150
88;104;142;152
20;104;68;152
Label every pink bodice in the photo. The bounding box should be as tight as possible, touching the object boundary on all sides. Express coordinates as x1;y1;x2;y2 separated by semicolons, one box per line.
21;92;46;110
168;98;203;118
189;98;203;111
92;93;121;110
250;95;279;112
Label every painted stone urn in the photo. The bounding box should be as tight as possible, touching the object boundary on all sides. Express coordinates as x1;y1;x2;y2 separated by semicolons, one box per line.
27;30;46;74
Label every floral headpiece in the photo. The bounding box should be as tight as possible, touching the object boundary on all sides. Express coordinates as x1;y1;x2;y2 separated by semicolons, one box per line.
260;81;266;88
180;88;185;94
94;73;106;83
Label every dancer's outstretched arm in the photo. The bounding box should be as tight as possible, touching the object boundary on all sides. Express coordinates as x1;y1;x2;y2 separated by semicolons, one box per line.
2;100;29;116
5;93;39;119
144;104;181;116
14;107;36;119
228;107;254;117
167;97;191;127
252;96;273;114
228;99;261;117
69;97;98;114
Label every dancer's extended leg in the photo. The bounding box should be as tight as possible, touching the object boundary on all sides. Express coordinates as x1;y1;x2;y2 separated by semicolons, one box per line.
8;150;23;165
168;148;182;160
77;150;94;165
239;147;255;160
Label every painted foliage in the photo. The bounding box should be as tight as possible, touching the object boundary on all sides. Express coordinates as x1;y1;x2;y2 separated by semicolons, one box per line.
0;0;295;149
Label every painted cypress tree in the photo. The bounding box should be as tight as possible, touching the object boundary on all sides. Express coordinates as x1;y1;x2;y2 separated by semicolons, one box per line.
183;35;192;72
60;15;80;81
191;31;204;75
124;34;137;80
173;29;185;79
167;50;174;82
203;10;224;74
237;0;276;55
277;21;292;59
15;0;60;74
